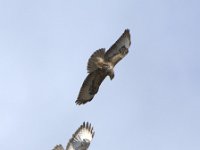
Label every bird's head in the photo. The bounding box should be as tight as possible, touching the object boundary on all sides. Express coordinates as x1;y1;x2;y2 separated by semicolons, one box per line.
109;73;114;80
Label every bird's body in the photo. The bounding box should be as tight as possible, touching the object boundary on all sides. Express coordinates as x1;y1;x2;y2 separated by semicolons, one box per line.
76;29;131;105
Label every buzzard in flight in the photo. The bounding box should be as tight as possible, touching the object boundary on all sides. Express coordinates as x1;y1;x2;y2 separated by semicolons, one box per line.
52;122;95;150
76;29;131;105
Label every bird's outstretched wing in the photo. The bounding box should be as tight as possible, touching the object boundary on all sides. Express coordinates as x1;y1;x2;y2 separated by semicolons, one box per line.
52;144;64;150
105;29;131;66
66;122;95;150
76;69;107;105
87;48;106;73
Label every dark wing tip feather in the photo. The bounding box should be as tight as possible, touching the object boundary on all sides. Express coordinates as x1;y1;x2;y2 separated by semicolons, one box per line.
124;28;130;33
75;97;93;105
75;99;83;105
82;122;95;138
123;28;131;45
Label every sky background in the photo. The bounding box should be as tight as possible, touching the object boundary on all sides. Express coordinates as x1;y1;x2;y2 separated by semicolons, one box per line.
0;0;200;150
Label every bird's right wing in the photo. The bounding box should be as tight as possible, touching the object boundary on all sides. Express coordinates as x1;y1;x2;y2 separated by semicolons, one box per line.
66;122;95;150
105;29;131;66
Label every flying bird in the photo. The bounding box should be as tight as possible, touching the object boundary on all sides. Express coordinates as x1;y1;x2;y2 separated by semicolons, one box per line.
52;122;95;150
76;29;131;105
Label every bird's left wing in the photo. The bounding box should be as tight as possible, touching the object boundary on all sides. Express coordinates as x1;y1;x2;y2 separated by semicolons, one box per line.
66;122;95;150
76;69;107;105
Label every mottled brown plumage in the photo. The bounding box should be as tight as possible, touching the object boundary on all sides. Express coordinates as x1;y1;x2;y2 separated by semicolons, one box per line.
76;69;107;105
76;29;131;105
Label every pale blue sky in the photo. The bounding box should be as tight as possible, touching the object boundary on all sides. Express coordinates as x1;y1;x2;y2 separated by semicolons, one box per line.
0;0;200;150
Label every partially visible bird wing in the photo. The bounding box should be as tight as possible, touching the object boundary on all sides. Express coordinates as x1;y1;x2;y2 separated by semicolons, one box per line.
76;69;107;105
66;122;95;150
52;144;64;150
105;29;131;66
87;48;106;73
110;46;129;67
76;72;96;105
